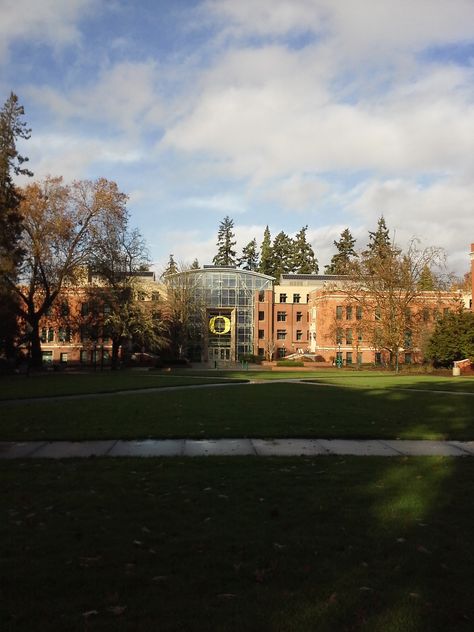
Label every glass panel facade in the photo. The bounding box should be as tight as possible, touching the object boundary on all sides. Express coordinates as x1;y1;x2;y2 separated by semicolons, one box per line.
168;268;273;360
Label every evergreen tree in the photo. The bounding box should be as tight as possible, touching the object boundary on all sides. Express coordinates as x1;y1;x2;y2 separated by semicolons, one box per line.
0;93;32;359
271;231;294;279
258;226;273;276
238;238;259;271
191;258;200;269
324;228;357;274
163;253;178;276
417;264;436;290
365;216;391;259
212;215;236;266
292;225;318;274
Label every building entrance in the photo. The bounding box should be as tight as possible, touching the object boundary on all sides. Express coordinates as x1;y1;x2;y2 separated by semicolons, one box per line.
207;309;233;362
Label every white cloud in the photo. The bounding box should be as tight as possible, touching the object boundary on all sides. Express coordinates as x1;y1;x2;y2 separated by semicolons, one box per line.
263;174;330;211
0;0;98;61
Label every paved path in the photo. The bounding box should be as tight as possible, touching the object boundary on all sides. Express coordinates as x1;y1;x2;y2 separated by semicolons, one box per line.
1;438;473;459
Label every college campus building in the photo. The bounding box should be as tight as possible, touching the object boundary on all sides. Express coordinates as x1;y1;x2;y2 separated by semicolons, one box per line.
33;244;474;367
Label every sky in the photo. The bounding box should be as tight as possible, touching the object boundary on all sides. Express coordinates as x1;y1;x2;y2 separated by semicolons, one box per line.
1;0;474;276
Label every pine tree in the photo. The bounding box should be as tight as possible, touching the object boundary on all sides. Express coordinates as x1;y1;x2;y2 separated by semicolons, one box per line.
292;225;318;274
212;216;236;266
238;238;259;271
0;92;32;276
0;93;32;359
163;253;178;276
365;216;391;259
324;228;357;274
418;264;436;290
271;231;294;279
258;226;273;276
191;258;200;269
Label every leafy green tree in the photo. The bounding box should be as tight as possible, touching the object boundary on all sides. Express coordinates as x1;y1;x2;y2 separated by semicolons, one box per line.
258;226;273;276
238;238;259;271
0;93;32;359
87;218;167;369
427;310;474;367
417;264;437;290
212;216;236;266
292;225;318;274
325;228;357;274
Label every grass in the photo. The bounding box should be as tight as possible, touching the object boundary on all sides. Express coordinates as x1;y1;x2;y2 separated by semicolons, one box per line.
2;457;473;631
0;371;245;401
1;380;473;441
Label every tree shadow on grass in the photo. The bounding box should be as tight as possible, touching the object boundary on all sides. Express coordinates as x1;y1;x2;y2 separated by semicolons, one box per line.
1;455;473;631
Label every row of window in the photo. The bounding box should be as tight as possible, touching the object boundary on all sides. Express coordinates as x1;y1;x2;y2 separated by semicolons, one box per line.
336;305;363;320
258;311;305;322
40;327;112;344
278;293;310;303
337;305;451;321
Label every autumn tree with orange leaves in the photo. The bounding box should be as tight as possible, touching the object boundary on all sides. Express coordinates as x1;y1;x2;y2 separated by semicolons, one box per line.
5;176;128;367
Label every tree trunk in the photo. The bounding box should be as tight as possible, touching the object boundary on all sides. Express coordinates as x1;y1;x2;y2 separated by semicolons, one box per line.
29;316;43;368
111;338;121;370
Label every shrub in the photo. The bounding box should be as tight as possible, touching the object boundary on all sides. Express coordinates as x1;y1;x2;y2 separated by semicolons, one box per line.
276;360;305;367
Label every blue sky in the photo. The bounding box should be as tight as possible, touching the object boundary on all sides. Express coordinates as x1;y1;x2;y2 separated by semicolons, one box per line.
1;0;474;275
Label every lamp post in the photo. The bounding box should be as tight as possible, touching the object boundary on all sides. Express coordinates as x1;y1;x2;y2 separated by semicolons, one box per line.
337;342;342;368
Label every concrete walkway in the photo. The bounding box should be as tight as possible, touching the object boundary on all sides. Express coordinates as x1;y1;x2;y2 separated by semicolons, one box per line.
1;438;473;459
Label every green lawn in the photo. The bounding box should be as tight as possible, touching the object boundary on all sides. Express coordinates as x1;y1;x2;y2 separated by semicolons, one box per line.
1;380;473;441
0;371;244;401
2;457;473;631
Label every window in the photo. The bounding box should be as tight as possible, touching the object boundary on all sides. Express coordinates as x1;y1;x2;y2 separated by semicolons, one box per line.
336;328;343;344
279;293;287;303
58;327;66;342
277;347;286;358
293;293;300;303
306;294;310;303
60;302;69;316
404;330;412;348
258;290;265;301
258;347;265;357
357;330;363;342
258;311;265;321
296;311;302;322
346;352;353;365
357;352;363;365
356;306;362;320
103;303;111;315
81;302;89;316
405;307;412;322
336;305;343;320
375;352;382;365
346;329;353;344
422;308;430;322
277;311;287;322
346;306;352;320
42;351;53;364
80;350;89;364
40;328;47;343
258;329;265;339
277;330;286;340
296;330;303;340
48;327;54;342
80;326;89;342
60;352;68;363
336;351;343;365
404;352;412;364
